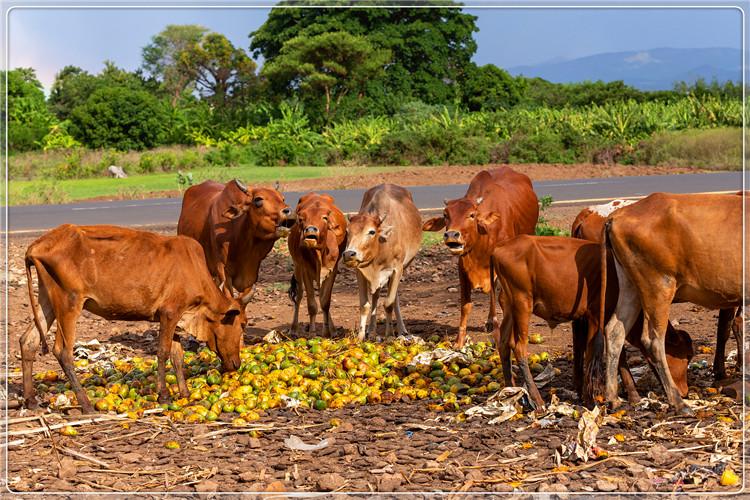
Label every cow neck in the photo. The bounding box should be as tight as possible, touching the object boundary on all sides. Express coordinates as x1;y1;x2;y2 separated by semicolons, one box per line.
459;229;496;289
230;218;276;290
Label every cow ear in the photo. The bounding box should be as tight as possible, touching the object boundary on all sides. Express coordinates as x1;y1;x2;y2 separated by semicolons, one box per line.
222;204;245;220
477;212;500;235
422;216;446;232
378;225;393;243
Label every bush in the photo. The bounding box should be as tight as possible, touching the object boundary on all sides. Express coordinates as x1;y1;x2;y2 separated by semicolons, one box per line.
52;149;98;179
505;131;577;164
635;127;742;170
69;86;167;150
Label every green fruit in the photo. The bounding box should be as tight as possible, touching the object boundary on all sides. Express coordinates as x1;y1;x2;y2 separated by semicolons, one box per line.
314;399;328;410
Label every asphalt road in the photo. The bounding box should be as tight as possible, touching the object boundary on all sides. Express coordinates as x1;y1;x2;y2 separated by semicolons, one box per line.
6;171;744;233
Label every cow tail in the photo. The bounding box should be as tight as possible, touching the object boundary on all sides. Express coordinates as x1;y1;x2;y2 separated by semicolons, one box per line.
25;256;48;355
599;220;611;339
288;274;299;304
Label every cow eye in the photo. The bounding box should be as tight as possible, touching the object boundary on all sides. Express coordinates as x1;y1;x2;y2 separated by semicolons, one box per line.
469;213;475;219
322;215;329;222
368;229;376;235
253;197;263;207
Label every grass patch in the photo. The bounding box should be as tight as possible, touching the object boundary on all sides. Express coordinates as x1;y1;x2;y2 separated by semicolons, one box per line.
422;231;444;247
8;165;403;206
636;127;742;170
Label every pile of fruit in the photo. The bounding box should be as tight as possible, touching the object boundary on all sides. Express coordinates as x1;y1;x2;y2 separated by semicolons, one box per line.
34;336;552;425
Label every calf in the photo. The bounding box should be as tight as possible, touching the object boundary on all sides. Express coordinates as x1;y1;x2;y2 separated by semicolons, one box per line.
602;193;742;413
288;193;347;336
21;225;244;413
423;167;538;348
177;179;295;304
490;235;692;408
343;184;422;339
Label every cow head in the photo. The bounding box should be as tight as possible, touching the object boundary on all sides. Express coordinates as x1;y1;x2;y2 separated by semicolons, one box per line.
342;213;391;268
296;195;338;250
205;300;244;372
220;179;255;220
245;187;295;239
422;197;500;255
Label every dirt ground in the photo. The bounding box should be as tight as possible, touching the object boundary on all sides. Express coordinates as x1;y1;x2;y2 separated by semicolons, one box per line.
3;204;744;495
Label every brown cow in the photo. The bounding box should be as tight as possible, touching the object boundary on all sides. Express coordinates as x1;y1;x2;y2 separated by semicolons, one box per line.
602;193;743;413
423;167;539;348
490;235;693;408
288;193;347;336
177;179;295;304
21;225;244;413
574;200;742;384
343;184;422;339
571;201;694;402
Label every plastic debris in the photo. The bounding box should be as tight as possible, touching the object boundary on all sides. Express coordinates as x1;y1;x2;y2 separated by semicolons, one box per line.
556;405;604;464
409;348;472;367
465;387;532;424
284;435;330;451
533;363;557;388
263;330;282;344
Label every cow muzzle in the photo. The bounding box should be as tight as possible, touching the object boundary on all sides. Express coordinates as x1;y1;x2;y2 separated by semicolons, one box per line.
444;231;465;255
342;249;360;268
303;226;320;247
275;209;296;237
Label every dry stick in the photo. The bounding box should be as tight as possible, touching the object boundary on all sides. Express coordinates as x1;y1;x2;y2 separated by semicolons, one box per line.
76;477;122;492
412;453;538;474
609;444;713;457
7;409;163;437
8;415;49;425
58;446;110;468
39;414;63;470
98;428;152;444
520;456;638;483
80;468;173;476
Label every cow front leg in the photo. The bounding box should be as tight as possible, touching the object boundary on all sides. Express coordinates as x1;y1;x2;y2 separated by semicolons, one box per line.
157;311;180;405
356;273;372;340
456;262;472;349
170;334;190;399
618;350;641;404
498;309;515;388
53;304;94;414
303;272;318;335
289;273;303;336
511;301;544;408
319;271;336;337
368;291;380;336
383;269;403;338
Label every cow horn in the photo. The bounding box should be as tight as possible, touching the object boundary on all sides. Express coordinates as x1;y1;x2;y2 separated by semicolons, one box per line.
443;198;449;205
234;179;248;193
476;197;484;205
379;212;388;225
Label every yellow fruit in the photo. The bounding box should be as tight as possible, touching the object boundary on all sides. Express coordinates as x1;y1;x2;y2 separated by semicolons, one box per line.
59;426;78;437
721;467;739;487
529;333;543;345
164;441;180;449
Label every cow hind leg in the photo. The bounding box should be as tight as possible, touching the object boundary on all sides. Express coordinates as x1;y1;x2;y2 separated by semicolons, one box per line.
618;350;641;404
714;308;735;381
170;334;190;399
604;263;641;407
510;301;544;408
498;310;515;388
21;288;56;408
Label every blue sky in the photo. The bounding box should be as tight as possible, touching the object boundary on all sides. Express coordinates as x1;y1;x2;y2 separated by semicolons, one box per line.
7;6;743;91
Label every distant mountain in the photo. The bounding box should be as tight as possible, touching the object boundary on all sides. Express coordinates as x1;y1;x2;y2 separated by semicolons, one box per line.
507;48;741;90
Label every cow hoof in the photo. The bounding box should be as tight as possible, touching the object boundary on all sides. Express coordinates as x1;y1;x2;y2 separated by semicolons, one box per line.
677;405;695;417
80;404;96;415
484;321;493;333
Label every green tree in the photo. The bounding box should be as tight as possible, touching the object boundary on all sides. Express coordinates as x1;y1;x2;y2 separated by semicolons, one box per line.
262;32;389;122
7;68;56;152
250;2;478;105
142;24;207;105
461;64;524;111
180;32;259;108
69;86;167;150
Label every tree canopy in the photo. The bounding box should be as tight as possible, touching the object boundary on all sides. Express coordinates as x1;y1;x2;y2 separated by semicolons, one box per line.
250;2;479;104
